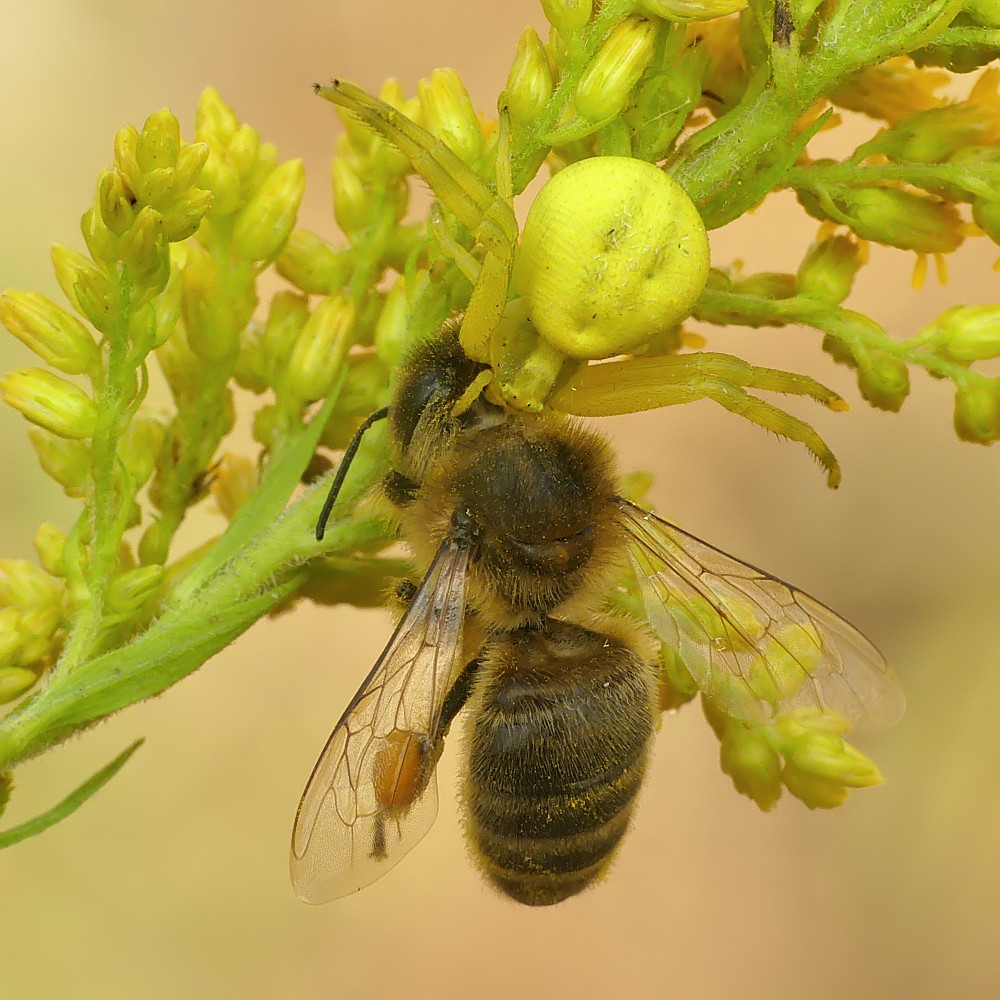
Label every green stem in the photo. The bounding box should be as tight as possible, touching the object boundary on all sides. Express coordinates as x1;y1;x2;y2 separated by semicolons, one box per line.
787;162;1000;201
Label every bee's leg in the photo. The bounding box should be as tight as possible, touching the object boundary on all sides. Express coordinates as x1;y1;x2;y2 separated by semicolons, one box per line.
550;351;844;488
437;656;483;736
383;469;420;508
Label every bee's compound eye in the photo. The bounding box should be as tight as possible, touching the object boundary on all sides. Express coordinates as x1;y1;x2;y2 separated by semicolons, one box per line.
374;731;428;811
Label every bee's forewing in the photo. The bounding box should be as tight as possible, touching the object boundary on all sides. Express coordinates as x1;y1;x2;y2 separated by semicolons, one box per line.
619;498;905;728
290;538;470;903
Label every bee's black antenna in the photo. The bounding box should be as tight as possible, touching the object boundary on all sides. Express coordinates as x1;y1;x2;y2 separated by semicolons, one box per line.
315;406;390;541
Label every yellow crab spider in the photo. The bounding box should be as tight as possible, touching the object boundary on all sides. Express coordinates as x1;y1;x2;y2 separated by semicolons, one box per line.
316;80;845;487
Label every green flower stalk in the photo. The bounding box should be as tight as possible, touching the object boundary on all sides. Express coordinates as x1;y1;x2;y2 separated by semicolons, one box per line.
1;0;996;852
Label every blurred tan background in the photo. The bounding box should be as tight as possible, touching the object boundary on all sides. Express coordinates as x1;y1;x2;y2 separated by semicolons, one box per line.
2;3;999;998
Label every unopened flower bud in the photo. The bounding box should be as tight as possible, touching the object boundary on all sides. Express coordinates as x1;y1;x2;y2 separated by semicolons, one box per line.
796;236;863;304
276;230;353;294
106;565;164;616
97;168;138;236
0;559;61;609
719;725;783;811
211;453;258;519
196;86;240;147
374;280;411;370
233;158;305;262
965;0;1000;28
34;523;67;577
0;667;38;704
418;68;483;167
575;17;657;122
506;27;554;126
263;291;310;376
136;108;181;175
1;367;99;439
954;380;1000;443
182;245;236;361
932;304;1000;362
113;125;143;193
0;290;100;375
121;206;170;289
158;188;213;242
331;158;372;237
637;0;746;20
541;0;592;33
27;428;90;496
283;295;356;404
198;149;242;216
227;124;261;180
120;408;171;488
735;272;797;300
840;187;963;253
857;352;910;412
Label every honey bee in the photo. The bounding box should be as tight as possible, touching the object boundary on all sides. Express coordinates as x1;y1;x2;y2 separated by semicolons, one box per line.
290;322;904;906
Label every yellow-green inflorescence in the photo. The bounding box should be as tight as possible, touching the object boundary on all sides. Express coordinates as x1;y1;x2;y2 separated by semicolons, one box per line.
2;0;999;840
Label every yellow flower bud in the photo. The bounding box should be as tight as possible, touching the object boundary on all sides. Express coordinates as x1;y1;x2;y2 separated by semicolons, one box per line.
932;304;1000;362
263;290;310;371
283;295;356;404
374;280;411;370
418;68;483;167
15;604;61;665
335;354;390;416
0;559;61;609
137;108;181;174
276;230;352;294
227;124;262;180
331;157;372;237
210;453;258;519
120;206;170;289
34;523;67;577
0;608;22;663
106;565;164;616
781;766;848;809
81;203;118;265
513;156;709;360
734;272;797;300
198;149;242;216
719;725;783;811
49;244;94;318
836;187;963;253
97;167;138;236
152;246;186;349
637;0;746;21
857;353;910;412
965;0;1000;29
172;141;211;191
114;124;143;194
72;263;120;334
234;322;268;393
796;236;864;304
157;188;213;243
0;290;100;375
252;403;280;448
541;0;592;33
120;408;171;488
575;17;657;122
954;380;1000;443
1;367;99;439
196;86;240;148
506;27;554;126
27;428;90;496
181;245;236;361
232;158;305;262
0;667;38;704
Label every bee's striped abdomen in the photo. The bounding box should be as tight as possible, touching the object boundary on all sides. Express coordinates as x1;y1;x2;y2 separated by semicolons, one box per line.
464;619;657;906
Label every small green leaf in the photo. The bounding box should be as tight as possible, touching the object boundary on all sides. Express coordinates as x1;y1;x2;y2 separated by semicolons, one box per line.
0;738;144;848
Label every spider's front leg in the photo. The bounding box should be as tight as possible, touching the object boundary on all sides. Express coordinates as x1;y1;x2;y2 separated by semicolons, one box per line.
550;351;845;487
316;80;518;363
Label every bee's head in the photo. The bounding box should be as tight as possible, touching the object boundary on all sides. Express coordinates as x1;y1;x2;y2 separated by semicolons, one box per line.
390;321;499;479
